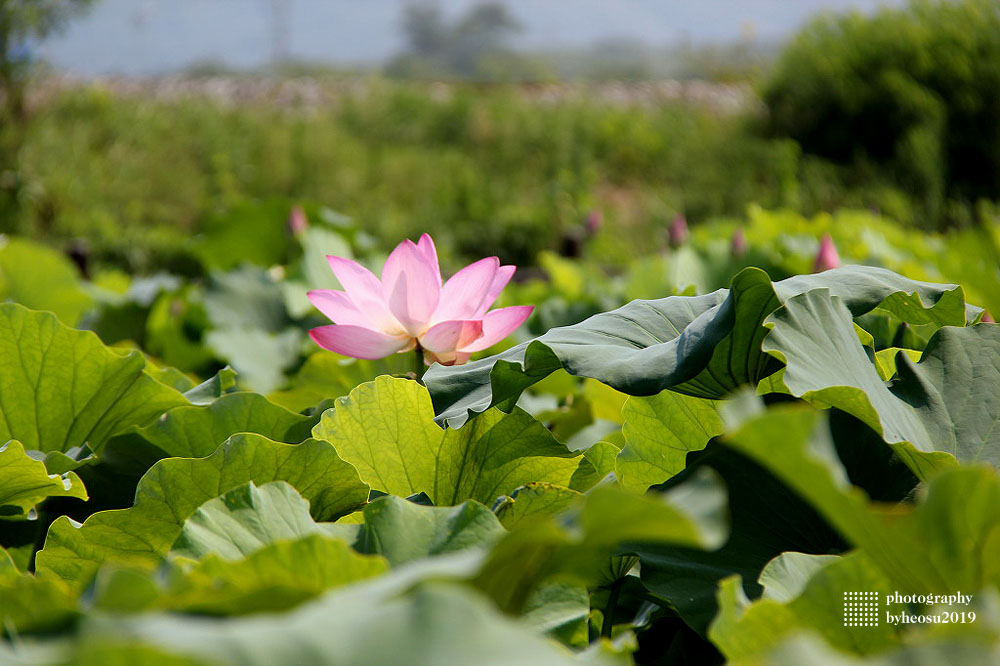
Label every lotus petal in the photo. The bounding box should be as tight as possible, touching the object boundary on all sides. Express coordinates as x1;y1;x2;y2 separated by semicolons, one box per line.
420;319;484;354
461;305;533;352
309;325;411;360
382;240;441;336
435;257;499;322
326;256;403;334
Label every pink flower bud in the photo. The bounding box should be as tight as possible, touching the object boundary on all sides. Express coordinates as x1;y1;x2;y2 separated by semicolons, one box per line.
287;206;308;235
983;311;995;323
669;214;689;248
731;228;747;257
585;210;603;235
813;234;840;272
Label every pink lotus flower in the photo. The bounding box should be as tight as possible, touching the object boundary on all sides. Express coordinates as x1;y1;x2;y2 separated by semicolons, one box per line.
813;234;840;272
308;234;533;366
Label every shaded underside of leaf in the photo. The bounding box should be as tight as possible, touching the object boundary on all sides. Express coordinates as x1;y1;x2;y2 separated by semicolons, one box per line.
763;289;1000;477
426;266;973;428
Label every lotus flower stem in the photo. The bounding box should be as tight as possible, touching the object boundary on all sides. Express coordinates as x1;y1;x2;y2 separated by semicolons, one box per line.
412;344;426;382
601;577;624;640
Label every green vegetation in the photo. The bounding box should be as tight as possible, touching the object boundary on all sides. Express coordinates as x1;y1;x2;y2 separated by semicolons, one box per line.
5;79;968;274
1;221;998;663
762;0;1000;228
0;0;96;120
1;2;1000;662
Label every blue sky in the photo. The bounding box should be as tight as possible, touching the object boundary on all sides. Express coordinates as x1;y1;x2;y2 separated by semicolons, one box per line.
39;0;904;75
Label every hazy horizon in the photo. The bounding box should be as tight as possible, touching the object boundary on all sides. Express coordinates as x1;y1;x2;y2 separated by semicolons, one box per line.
37;0;905;76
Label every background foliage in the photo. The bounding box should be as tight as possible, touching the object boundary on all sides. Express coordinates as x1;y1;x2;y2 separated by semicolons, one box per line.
762;0;1000;228
1;0;1000;664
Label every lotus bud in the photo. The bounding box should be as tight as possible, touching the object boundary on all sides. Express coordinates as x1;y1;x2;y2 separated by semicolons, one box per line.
813;234;840;272
731;228;747;258
287;206;308;235
585;210;603;235
669;214;689;248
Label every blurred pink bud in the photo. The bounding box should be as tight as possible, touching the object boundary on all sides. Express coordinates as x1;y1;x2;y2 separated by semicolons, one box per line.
308;234;533;366
669;214;689;247
813;234;841;272
983;311;995;323
287;206;308;235
731;228;747;257
585;210;603;235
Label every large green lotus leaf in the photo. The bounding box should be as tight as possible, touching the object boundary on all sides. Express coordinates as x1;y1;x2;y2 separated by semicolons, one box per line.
0;304;188;454
636;386;911;636
354;495;505;566
714;558;1000;663
131;354;197;394
0;570;78;635
474;470;728;614
749;634;1000;666
426;266;974;428
204;327;302;395
782;591;1000;665
312;376;599;505
724;406;1000;595
709;553;898;662
129;392;314;459
0;440;88;516
201;266;301;393
519;582;591;648
425;288;725;429
35;434;368;588
85;537;386;618
0;237;92;326
494;483;583;530
181;366;237;405
311;376;442;493
267;350;411;413
873;347;922;381
143;287;216;374
771;269;974;327
0;546;15;574
332;499;586;643
171;481;328;560
12;642;205;666
70;567;622;666
762;290;1000;478
616;390;724;491
202;266;290;333
757;552;842;603
81;273;182;350
152;482;389;616
630;438;850;635
584;379;629;424
161;534;388;616
584;477;727;551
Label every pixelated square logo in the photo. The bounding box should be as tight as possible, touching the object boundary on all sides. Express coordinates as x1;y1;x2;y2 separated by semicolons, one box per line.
844;591;879;627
